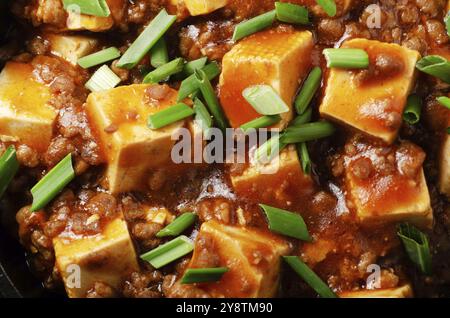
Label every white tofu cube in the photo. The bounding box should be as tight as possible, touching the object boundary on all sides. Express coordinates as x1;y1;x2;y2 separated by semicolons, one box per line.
343;138;433;228
219;29;313;129
53;217;139;298
0;61;56;152
320;39;421;144
340;284;413;298
44;34;98;65
230;145;314;207
185;220;291;297
86;84;188;194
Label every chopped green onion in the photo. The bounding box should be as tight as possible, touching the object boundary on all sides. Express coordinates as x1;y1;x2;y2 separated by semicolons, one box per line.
437;96;450;110
445;11;450;37
0;146;19;198
148;103;194;129
295;67;322;115
31;154;74;211
403;94;422;125
232;10;276;42
280;121;336;144
259;204;311;241
143;58;185;84
150;37;169;68
195;69;229;132
447;127;450;134
77;47;120;69
275;2;309;25
416;55;450;83
116;9;176;69
240;115;281;132
283;256;337;298
243;85;290;115
181;267;228;284
183;57;208;77
85;65;121;92
62;0;110;17
140;235;194;269
177;62;220;101
254;134;287;163
193;98;213;135
297;142;311;175
323;48;369;69
290;107;313;128
315;0;337;17
398;223;432;275
156;212;197;238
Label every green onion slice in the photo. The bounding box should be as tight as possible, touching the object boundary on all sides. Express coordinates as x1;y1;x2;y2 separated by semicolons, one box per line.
254;134;287;163
148;103;194;129
195;69;229;132
140;235;194;269
275;2;309;25
150;37;169;68
398;223;432;275
240;115;281;132
116;9;176;69
323;48;369;69
156;212;197;238
280;121;336;144
193;98;213;135
295;67;322;115
31;154;75;211
177;62;220;101
447;127;450;134
85;65;121;92
232;10;276;42
143;58;185;84
290;107;313;128
403;94;422;125
445;11;450;37
315;0;337;17
77;47;120;69
416;55;450;83
62;0;110;17
181;267;229;284
183;57;208;77
243;85;290;115
260;204;311;241
437;96;450;110
283;256;337;298
298;142;311;175
0;146;19;198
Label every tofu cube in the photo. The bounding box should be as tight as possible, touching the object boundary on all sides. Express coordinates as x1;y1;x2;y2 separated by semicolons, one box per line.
282;0;354;17
44;34;98;65
439;132;450;197
53;217;139;298
320;39;421;144
343;137;433;228
230;145;314;207
219;29;313;129
66;0;125;32
185;220;291;297
182;0;228;16
86;84;188;194
340;284;413;298
0;61;56;152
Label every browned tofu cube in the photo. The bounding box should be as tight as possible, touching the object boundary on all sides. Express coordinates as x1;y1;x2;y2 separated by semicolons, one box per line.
184;220;291;297
219;28;313;129
0;61;56;152
230;145;314;207
53;217;139;298
340;284;413;298
342;136;432;227
320;38;421;144
86;84;188;194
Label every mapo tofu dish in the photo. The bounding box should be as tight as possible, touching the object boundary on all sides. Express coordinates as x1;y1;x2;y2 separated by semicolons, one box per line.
0;0;449;298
